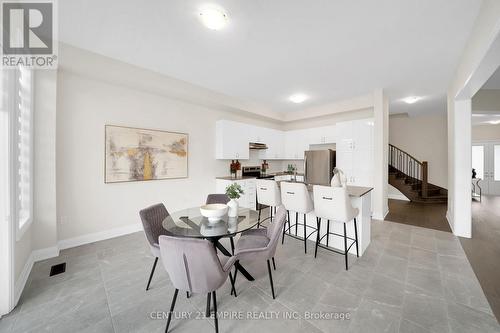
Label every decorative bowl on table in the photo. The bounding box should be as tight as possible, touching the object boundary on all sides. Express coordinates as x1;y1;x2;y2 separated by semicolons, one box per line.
200;204;228;223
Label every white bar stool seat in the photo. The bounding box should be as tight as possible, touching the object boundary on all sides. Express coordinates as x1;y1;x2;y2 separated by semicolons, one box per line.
280;181;316;253
256;179;282;227
313;185;359;270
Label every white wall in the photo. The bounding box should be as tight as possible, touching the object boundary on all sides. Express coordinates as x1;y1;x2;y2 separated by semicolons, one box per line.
33;70;58;252
389;113;448;188
56;63;283;241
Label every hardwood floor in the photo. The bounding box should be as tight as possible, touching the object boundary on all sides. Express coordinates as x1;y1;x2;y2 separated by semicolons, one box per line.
461;195;500;324
385;199;451;232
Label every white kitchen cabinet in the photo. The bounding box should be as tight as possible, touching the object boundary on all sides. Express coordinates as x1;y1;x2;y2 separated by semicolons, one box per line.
215;120;249;160
335;118;374;187
284;129;309;160
259;127;284;160
308;125;337;145
215;178;257;210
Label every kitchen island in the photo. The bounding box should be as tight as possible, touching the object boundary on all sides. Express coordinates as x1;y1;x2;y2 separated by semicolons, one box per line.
216;175;373;256
275;181;373;256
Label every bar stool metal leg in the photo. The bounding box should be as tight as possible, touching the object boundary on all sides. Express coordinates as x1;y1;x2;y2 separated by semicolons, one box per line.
354;218;359;257
326;220;330;247
303;214;307;254
315;217;321;258
257;204;262;228
295;212;298;235
344;222;348;271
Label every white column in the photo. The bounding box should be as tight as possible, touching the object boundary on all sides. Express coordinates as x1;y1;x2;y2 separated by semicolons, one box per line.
372;89;388;220
448;99;472;238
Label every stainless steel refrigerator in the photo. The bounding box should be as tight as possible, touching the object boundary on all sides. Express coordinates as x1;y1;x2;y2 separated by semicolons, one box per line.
304;150;336;185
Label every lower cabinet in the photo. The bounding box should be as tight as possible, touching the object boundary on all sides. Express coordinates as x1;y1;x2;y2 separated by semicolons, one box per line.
274;175;304;182
215;178;257;210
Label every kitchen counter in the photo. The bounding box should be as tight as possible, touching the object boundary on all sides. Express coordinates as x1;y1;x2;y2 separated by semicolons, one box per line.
215;176;373;256
215;176;257;180
275;180;373;257
275;180;373;198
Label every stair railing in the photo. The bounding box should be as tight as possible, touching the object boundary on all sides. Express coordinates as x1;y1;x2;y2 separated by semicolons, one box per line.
389;144;429;198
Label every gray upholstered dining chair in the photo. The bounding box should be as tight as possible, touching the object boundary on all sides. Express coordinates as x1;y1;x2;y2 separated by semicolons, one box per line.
206;193;230;205
159;235;237;333
233;205;287;299
139;203;172;291
139;203;190;298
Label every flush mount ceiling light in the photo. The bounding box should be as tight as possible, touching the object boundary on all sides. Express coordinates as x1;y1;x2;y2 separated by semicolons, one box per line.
199;6;228;30
403;96;421;104
289;93;309;104
488;120;500;125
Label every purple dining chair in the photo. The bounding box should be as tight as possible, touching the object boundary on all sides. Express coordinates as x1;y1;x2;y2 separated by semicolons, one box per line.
159;235;237;333
233;205;287;299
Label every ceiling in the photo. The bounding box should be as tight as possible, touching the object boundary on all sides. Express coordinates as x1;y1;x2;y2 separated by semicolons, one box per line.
483;66;500;89
472;112;500;126
58;0;482;117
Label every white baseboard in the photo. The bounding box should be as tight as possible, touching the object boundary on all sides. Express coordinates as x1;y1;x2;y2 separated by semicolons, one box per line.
58;223;143;250
14;253;34;305
372;209;389;221
388;194;410;201
32;246;60;262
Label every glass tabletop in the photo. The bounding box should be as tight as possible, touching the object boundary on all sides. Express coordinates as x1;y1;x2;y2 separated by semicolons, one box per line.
162;207;259;239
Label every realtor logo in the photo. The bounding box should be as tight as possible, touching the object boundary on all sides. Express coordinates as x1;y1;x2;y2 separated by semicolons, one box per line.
1;0;57;68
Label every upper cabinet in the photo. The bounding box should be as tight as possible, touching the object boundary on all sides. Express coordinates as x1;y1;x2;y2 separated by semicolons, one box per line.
215;120;344;161
215;120;250;160
259;127;284;160
284;129;309;160
308;125;337;145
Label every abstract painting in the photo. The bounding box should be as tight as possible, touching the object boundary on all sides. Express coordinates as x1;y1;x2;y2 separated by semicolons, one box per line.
105;125;188;183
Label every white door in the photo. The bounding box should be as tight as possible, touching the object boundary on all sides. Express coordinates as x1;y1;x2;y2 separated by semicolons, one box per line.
472;142;500;195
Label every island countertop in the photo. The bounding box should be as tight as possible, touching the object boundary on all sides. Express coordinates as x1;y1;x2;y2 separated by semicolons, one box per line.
275;180;373;198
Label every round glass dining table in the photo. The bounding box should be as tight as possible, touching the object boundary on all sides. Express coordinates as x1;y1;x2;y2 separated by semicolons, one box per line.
162;207;259;239
162;207;260;281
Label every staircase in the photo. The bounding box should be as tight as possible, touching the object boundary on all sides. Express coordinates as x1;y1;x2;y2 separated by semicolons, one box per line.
389;144;447;204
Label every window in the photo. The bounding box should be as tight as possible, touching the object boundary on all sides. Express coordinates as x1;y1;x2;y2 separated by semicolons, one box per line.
472;145;484;180
10;67;34;238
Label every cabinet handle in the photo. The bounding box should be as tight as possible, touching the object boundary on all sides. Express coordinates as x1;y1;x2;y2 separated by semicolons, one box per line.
322;196;333;200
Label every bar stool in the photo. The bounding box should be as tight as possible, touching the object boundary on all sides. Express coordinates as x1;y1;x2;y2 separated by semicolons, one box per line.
280;182;316;254
312;185;359;270
256;179;282;228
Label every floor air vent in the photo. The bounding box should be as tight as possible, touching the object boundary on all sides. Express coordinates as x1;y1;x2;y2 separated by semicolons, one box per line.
49;263;66;276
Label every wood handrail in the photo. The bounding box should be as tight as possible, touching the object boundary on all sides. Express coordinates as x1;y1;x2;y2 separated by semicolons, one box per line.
389;144;429;198
389;144;422;166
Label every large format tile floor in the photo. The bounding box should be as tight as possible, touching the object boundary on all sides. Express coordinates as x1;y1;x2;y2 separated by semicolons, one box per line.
1;220;499;333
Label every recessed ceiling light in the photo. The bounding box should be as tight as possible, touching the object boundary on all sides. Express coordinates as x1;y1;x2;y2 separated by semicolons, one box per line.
199;6;228;30
289;93;309;104
403;96;421;104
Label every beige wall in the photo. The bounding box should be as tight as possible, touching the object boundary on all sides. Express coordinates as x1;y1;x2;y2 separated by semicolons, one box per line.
472;124;500;141
389;113;448;189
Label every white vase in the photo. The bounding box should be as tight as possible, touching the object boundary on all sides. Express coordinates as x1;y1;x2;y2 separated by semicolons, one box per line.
227;199;239;217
